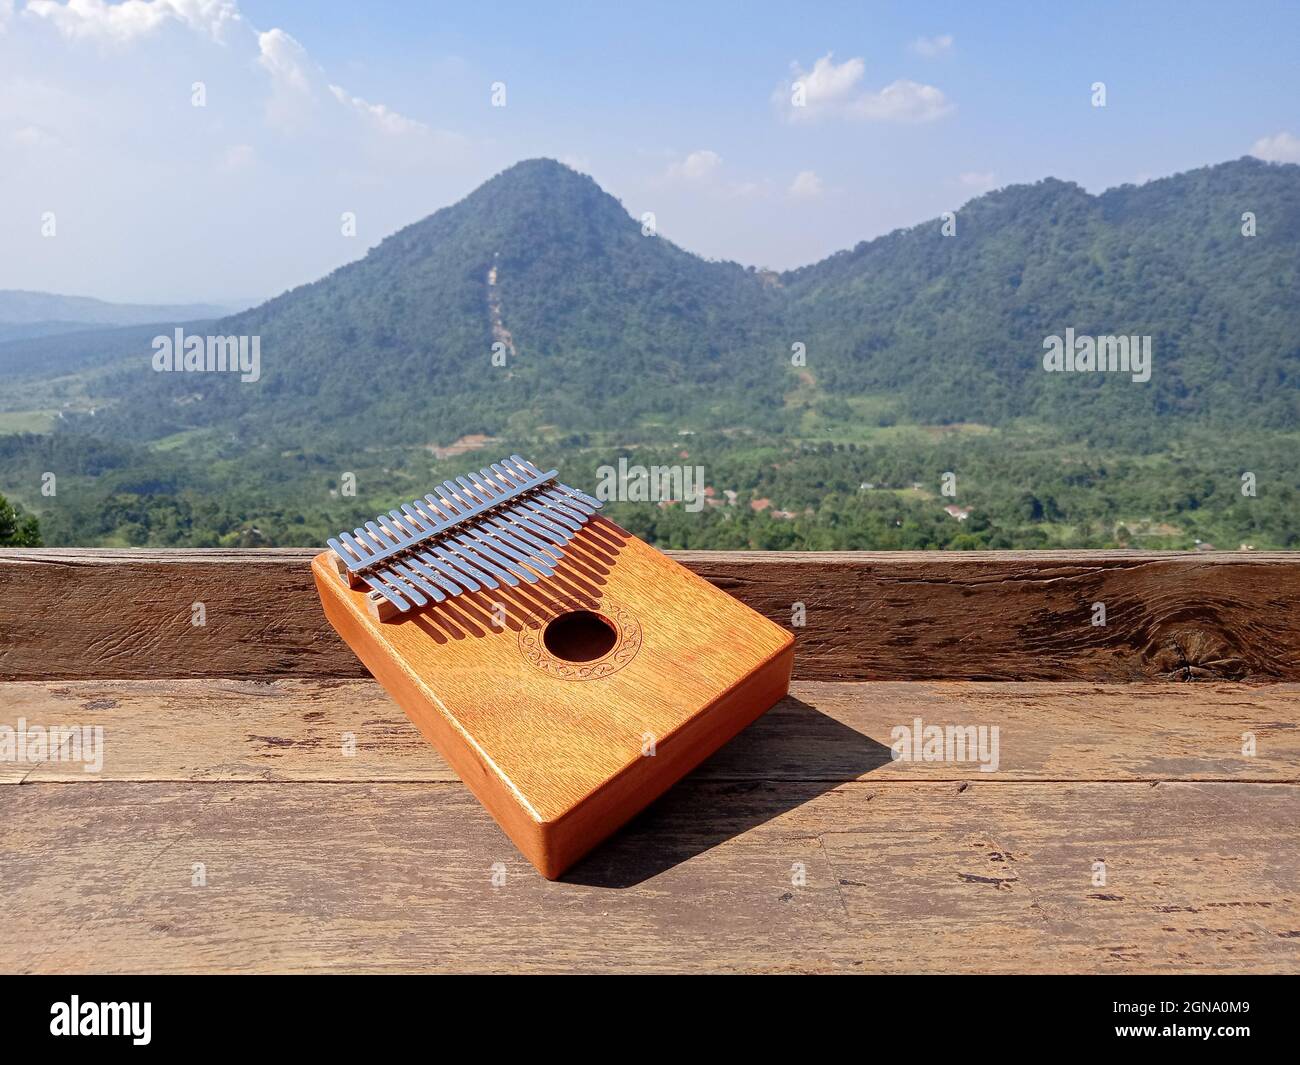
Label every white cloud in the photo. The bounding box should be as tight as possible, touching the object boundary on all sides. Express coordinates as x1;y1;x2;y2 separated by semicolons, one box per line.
792;53;865;107
775;53;952;123
329;84;428;135
851;79;951;122
788;170;823;199
958;170;996;191
257;27;312;93
0;0;477;302
12;123;58;146
22;3;427;136
667;149;722;180
910;34;954;58
219;143;255;171
0;0;14;32
1250;131;1300;164
25;0;242;43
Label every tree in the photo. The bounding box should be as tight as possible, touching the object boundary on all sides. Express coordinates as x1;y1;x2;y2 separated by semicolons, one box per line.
0;493;41;546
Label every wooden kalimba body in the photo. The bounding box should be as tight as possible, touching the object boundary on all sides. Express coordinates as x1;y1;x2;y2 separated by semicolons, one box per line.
312;456;793;878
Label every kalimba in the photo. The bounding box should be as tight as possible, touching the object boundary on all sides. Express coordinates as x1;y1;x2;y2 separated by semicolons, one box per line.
312;455;794;878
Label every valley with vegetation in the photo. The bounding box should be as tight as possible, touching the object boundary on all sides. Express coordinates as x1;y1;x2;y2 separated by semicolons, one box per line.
0;157;1296;551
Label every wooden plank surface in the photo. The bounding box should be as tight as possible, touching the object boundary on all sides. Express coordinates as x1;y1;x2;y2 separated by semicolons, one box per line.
3;548;1300;681
2;679;1297;973
2;679;1296;784
3;780;1296;974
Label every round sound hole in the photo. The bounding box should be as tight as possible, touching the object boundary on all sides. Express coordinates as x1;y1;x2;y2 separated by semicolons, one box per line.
542;610;618;663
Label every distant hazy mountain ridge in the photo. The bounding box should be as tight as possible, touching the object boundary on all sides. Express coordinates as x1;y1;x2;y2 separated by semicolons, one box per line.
0;290;234;327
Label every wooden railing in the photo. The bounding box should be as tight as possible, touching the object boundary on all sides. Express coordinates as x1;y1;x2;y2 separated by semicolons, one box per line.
2;549;1298;682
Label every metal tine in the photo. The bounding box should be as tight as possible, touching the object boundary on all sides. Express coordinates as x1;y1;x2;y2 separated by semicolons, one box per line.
458;528;543;583
426;541;496;590
377;508;490;597
376;555;430;604
438;480;478;513
380;509;422;541
538;482;596;512
451;529;530;581
375;565;427;608
416;513;500;589
363;523;423;594
489;461;531;492
353;527;397;569
403;504;480;587
552;483;603;510
431;483;474;521
510;457;599;512
506;455;555;485
473;486;564;540
412;495;455;528
326;456;606;617
474;521;557;575
435;541;508;591
465;475;546;553
516;495;582;534
362;574;411;612
500;482;583;529
449;475;490;510
406;551;466;597
474;540;550;582
507;507;574;548
363;521;401;550
476;538;550;583
352;526;388;553
544;481;601;512
483;514;563;560
454;480;550;577
432;480;561;549
444;535;522;587
338;531;374;564
454;475;499;509
397;506;471;594
414;546;476;593
449;538;527;588
409;513;496;588
498;502;570;546
415;498;501;588
390;503;429;534
328;536;364;566
491;483;577;533
535;488;594;522
471;468;518;500
467;468;510;501
386;561;444;604
501;454;536;478
372;514;461;601
511;480;588;521
383;513;463;598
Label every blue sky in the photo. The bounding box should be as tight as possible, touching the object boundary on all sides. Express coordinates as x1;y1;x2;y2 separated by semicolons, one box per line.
2;0;1297;303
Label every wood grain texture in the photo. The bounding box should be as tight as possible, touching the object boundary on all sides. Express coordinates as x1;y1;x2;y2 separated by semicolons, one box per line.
3;549;1300;681
2;679;1296;784
312;521;793;878
4;679;1296;972
2;779;1296;973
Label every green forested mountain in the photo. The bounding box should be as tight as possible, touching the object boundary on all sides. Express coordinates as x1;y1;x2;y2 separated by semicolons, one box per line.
0;156;1296;550
785;160;1300;444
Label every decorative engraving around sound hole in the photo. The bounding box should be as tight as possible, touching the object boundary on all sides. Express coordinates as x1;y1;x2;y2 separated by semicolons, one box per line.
519;602;642;681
